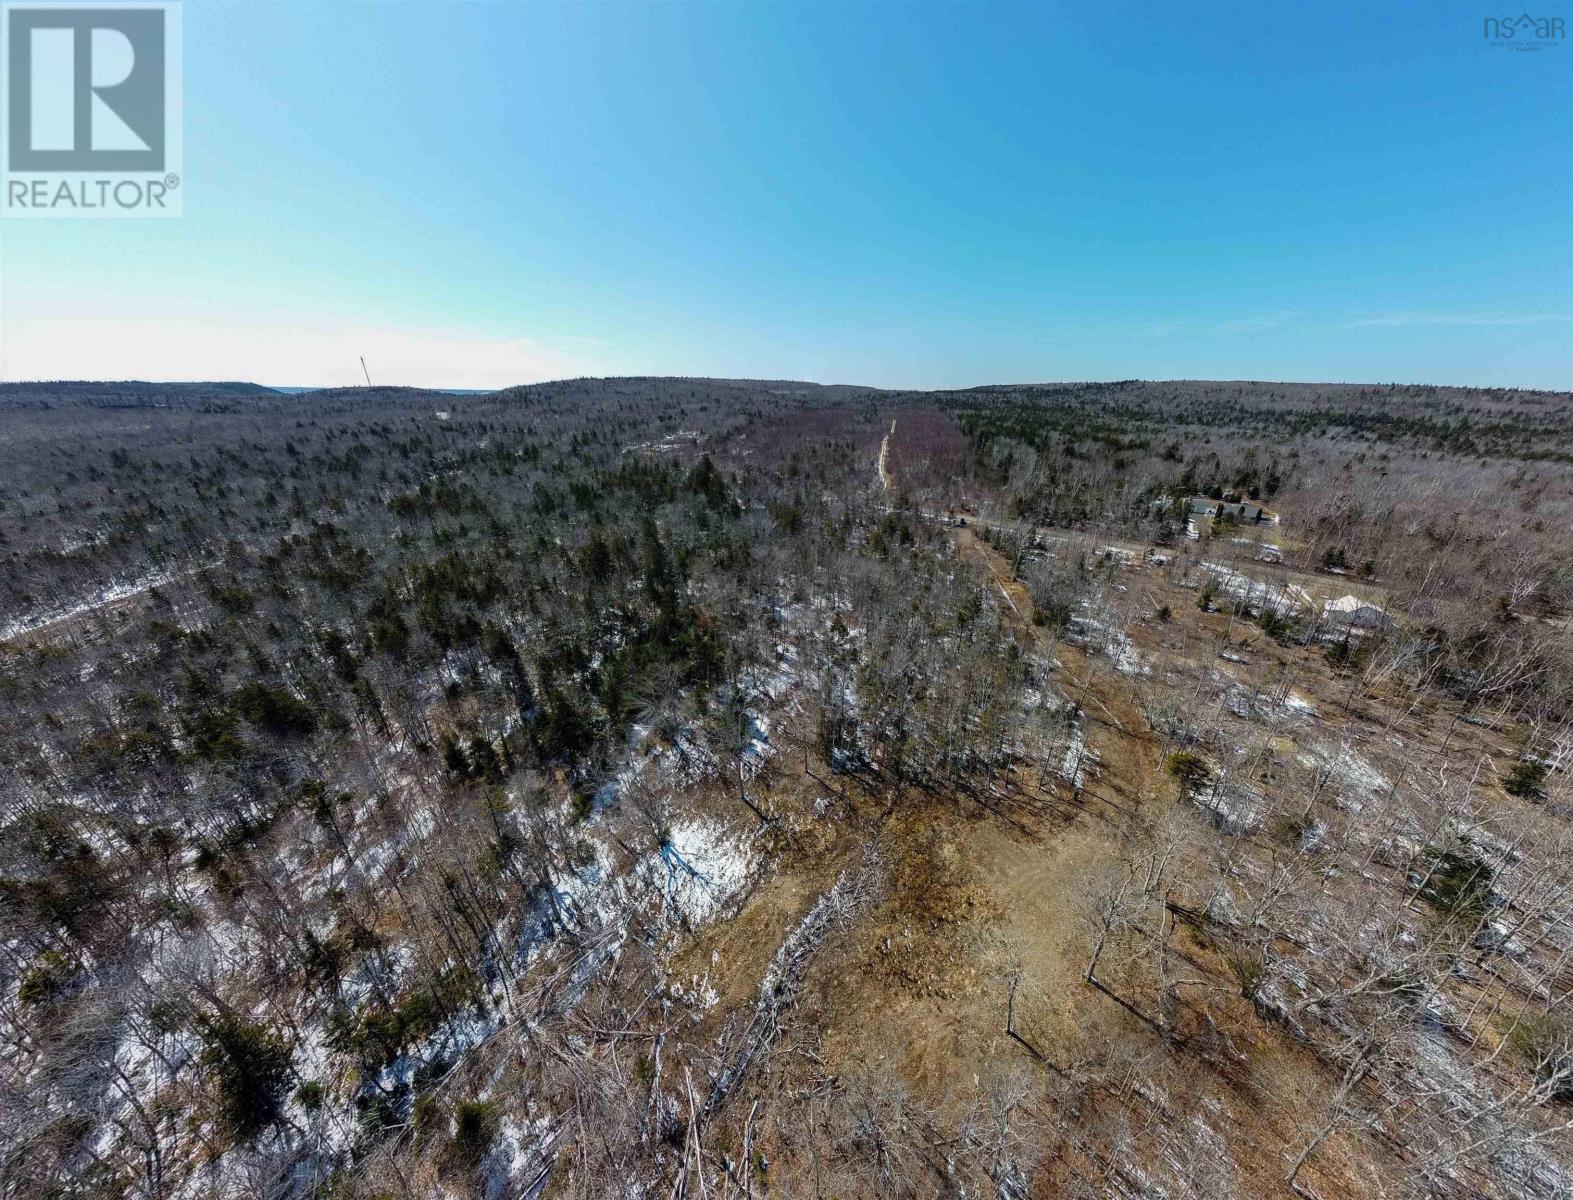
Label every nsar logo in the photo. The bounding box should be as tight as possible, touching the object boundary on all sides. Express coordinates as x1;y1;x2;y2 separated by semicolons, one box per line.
1483;12;1565;49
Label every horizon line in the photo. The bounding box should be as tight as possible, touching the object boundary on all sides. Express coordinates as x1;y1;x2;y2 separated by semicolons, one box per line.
1;373;1570;396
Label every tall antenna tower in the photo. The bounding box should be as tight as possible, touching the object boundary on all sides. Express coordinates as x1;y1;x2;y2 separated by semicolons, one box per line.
360;356;372;387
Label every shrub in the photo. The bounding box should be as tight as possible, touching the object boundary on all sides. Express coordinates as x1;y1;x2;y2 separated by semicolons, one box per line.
232;683;318;737
1166;750;1211;790
1325;636;1372;672
356;1084;409;1140
451;1098;499;1164
18;949;75;1008
1226;950;1264;995
1419;848;1493;920
1268;811;1314;846
1225;951;1277;1019
1025;558;1082;635
295;1080;325;1112
412;1093;444;1142
197;1010;293;1142
338;966;480;1069
1503;759;1549;800
442;736;471;778
1032;599;1073;634
1255;608;1292;642
1507;1012;1573;1101
209;584;256;615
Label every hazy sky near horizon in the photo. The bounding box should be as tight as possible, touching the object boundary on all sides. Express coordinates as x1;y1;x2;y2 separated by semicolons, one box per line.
1;1;1570;390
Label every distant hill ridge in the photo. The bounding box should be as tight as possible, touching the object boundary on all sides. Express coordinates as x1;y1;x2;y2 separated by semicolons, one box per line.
2;376;1567;414
0;380;282;409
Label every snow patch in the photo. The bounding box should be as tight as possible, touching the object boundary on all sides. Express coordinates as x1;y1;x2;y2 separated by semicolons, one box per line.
654;819;758;927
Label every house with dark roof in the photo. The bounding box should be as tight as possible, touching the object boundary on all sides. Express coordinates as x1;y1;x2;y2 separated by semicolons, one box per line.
1323;594;1392;630
1221;501;1264;524
1187;496;1265;524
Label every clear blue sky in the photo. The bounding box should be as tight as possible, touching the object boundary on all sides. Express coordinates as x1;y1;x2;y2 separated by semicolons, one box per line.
2;0;1570;389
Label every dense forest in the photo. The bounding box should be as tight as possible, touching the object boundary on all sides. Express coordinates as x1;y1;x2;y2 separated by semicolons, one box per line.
1;376;1570;1199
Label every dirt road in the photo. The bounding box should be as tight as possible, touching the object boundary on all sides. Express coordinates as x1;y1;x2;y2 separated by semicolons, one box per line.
876;419;895;492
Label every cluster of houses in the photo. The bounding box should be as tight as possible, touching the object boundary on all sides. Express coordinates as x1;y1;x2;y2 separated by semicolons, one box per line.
1187;495;1268;524
1170;492;1395;633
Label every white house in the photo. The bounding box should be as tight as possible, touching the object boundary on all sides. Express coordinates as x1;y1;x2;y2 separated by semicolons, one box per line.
1323;594;1391;630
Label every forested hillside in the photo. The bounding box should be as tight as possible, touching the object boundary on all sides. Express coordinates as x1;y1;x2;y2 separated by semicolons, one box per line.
2;377;1571;1199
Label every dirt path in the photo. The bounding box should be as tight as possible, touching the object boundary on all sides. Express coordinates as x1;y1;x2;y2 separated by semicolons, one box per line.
951;524;1026;624
876;419;895;492
923;506;1362;604
1;563;207;645
956;524;1161;812
872;523;1174;1088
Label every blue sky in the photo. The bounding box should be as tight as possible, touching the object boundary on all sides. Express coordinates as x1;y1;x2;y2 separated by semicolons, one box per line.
2;0;1570;389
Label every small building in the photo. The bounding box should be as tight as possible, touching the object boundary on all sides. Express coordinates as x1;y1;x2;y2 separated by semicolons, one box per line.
1323;594;1392;630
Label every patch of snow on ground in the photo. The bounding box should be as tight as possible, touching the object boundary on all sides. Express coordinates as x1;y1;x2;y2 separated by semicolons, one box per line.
1070;603;1147;674
485;1115;558;1200
655;818;758;926
740;712;773;778
1299;741;1390;805
1492;1141;1572;1200
1225;685;1314;725
1200;562;1310;616
1283;691;1317;716
1192;780;1266;835
1;566;197;640
1058;724;1099;790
